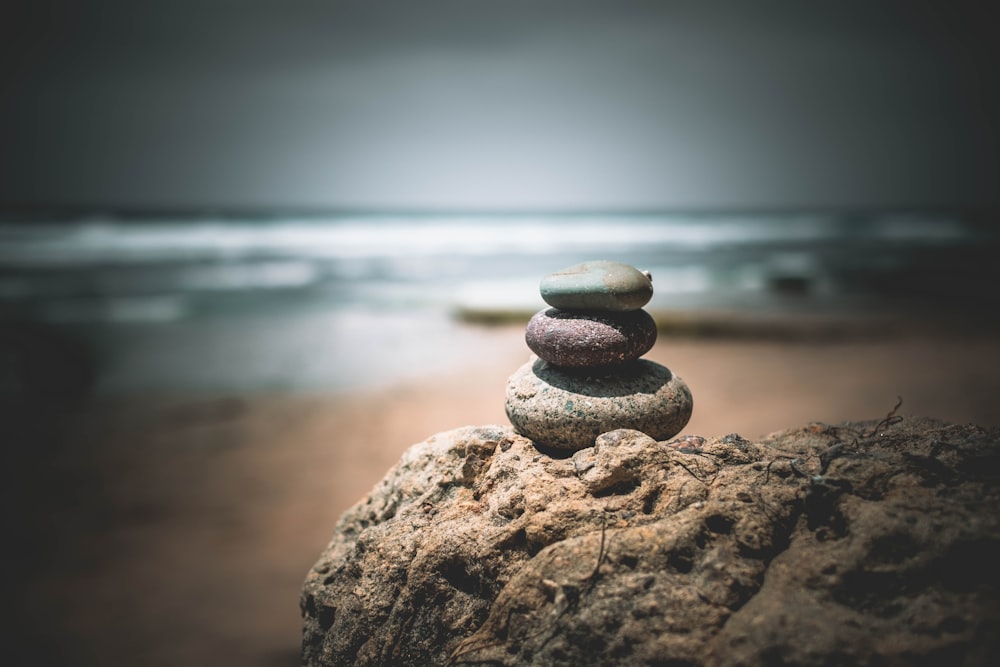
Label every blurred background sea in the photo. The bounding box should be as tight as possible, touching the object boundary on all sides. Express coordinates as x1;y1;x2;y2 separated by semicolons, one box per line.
3;210;997;395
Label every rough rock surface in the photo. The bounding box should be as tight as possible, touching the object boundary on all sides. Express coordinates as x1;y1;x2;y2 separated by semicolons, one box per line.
302;417;1000;666
525;307;658;367
505;357;692;451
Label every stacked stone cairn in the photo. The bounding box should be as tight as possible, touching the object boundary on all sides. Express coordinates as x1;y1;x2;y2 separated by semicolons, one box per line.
505;260;693;451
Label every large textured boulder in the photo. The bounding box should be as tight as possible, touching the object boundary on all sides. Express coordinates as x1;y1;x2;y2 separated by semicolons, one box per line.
301;417;1000;666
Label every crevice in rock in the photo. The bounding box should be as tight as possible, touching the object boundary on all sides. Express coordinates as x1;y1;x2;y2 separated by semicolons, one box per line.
592;477;641;498
529;440;577;460
496;501;525;521
317;605;336;631
641;486;662;514
694;528;709;550
439;557;491;598
803;477;851;539
735;542;776;561
704;513;734;535
667;548;694;574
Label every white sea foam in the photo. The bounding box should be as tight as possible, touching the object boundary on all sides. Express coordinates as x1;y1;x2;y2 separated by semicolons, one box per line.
0;212;985;326
0;213;941;267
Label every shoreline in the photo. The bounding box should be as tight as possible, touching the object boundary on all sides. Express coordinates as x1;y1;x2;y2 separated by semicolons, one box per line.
455;303;1000;341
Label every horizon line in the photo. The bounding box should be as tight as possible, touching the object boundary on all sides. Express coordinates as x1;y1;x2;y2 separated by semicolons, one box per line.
1;203;998;222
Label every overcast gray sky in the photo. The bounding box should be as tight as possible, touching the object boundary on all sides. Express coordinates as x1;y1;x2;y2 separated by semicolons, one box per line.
1;0;997;211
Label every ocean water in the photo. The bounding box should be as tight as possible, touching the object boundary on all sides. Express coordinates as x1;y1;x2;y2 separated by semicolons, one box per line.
1;212;996;393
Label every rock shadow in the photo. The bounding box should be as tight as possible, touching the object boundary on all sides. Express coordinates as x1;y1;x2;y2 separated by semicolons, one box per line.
531;358;674;398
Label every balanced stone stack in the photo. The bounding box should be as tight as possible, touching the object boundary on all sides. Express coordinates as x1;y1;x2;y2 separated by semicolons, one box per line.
505;260;693;451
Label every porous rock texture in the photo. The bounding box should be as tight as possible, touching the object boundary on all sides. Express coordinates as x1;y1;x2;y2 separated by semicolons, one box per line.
301;417;1000;666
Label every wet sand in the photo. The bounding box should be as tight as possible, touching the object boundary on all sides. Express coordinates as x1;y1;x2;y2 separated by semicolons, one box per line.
7;325;1000;666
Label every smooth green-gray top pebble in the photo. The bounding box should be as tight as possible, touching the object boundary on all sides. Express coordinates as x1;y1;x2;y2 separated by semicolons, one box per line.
540;260;653;311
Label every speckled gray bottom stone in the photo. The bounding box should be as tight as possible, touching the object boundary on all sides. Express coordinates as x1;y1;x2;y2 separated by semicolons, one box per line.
505;357;693;451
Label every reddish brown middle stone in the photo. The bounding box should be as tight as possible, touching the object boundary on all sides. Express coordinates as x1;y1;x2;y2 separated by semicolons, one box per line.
525;307;658;367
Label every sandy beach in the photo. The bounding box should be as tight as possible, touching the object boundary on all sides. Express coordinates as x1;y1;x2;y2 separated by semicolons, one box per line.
7;323;1000;666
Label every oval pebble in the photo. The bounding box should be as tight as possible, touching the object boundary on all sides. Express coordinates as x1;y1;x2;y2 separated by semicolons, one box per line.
504;357;693;451
525;308;657;367
540;260;653;312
